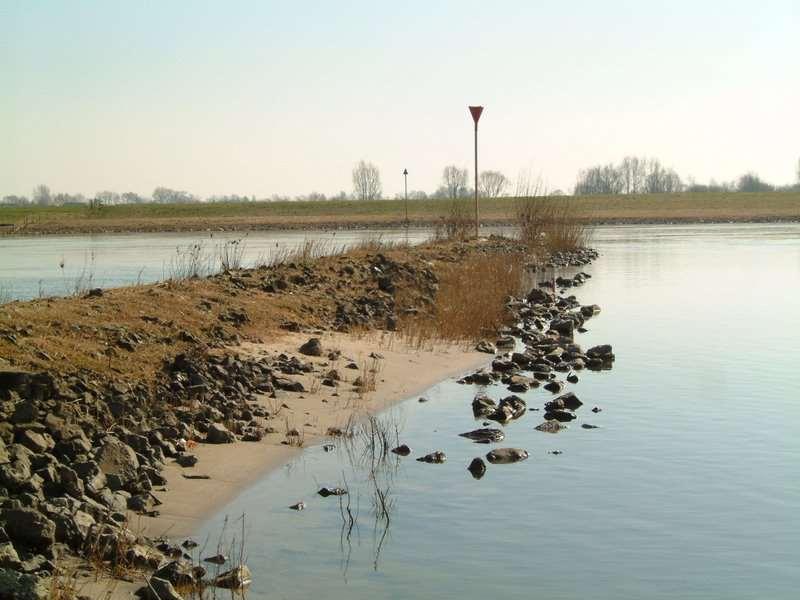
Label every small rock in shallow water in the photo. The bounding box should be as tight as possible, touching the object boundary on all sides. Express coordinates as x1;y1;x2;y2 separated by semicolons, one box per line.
318;487;348;497
458;428;505;443
289;501;306;511
548;450;563;455
203;554;228;565
592;406;602;413
566;373;579;384
418;397;428;403
535;421;566;433
416;451;446;464
486;448;529;464
214;565;253;589
391;444;411;456
468;458;487;479
581;423;600;429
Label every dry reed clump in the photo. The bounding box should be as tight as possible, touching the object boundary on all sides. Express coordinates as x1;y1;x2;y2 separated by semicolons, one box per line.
401;251;523;345
434;199;473;241
515;196;590;258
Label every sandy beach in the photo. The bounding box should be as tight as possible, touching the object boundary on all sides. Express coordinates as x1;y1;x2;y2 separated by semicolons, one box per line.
136;330;489;540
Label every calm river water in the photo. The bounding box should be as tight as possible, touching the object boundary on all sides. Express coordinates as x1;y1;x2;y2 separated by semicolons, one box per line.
186;223;798;600
0;228;448;301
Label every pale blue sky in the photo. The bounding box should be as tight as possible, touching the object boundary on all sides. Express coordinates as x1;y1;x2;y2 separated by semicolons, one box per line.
2;0;798;198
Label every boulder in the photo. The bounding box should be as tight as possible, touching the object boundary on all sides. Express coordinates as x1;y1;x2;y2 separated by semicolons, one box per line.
545;392;583;412
586;344;614;359
1;508;55;553
298;338;323;357
467;458;486;479
543;380;564;394
96;436;140;484
489;395;526;423
486;448;529;464
16;430;54;454
206;423;235;444
472;394;496;418
146;576;184;600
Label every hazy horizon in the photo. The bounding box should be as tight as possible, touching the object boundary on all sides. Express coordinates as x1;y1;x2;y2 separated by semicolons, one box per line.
2;1;798;199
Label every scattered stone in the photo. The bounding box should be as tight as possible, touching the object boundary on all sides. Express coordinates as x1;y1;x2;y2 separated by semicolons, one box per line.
545;392;583;411
317;487;347;497
467;457;487;479
298;337;323;356
581;424;600;429
146;577;184;600
475;340;497;354
203;554;228;565
458;428;505;443
543;380;564;394
486;448;529;464
289;501;306;511
416;451;446;464
391;444;411;456
592;406;602;413
214;565;252;589
535;421;566;433
544;409;576;422
206;423;235;444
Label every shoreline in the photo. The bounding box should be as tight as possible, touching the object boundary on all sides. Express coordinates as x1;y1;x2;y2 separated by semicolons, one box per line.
139;331;490;540
3;214;800;237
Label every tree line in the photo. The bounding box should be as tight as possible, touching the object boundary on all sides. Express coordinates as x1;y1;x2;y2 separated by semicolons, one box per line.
2;158;798;207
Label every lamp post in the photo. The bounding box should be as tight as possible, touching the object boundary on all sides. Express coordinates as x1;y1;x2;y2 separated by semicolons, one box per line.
468;105;484;238
403;168;408;228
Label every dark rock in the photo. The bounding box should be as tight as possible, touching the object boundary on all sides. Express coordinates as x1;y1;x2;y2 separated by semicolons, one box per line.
298;338;323;357
176;454;198;467
544;392;583;411
289;501;305;511
475;340;496;354
206;423;235;444
486;448;529;464
566;373;579;384
472;394;496;418
544;410;576;422
535;421;566;433
1;508;55;553
458;428;505;443
488;395;526;423
146;576;184;600
416;451;446;464
467;458;486;479
317;487;347;497
203;553;228;565
581;423;600;429
586;344;614;359
543;380;564;394
391;444;411;456
592;406;602;413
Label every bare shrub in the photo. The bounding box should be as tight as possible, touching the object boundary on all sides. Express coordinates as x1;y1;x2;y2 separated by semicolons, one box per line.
434;199;473;241
217;237;247;271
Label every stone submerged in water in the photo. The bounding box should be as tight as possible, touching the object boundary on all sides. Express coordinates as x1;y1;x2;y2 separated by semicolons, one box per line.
289;501;306;511
317;487;347;497
214;565;253;589
544;392;583;412
391;444;412;456
535;421;566;433
458;428;505;443
416;451;446;464
468;457;487;479
488;395;526;423
472;393;496;418
486;448;529;464
544;409;576;422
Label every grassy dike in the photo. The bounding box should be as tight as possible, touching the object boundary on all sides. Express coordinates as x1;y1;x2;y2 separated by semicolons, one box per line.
2;191;799;235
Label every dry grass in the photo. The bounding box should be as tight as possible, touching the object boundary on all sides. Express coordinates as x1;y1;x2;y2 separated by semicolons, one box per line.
401;251;523;345
433;199;474;241
515;196;591;257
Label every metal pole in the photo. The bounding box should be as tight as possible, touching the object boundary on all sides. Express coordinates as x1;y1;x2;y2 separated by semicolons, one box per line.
403;168;409;228
474;121;479;238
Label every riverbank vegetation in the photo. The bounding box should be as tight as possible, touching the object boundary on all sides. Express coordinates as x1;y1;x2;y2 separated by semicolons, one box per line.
1;191;799;235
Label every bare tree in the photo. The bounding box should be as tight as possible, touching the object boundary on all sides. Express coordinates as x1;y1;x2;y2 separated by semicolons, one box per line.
796;158;800;185
479;170;508;199
440;165;469;199
32;184;52;206
352;160;382;201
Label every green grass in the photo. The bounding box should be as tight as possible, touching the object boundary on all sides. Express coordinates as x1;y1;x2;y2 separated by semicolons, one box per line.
1;191;798;231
